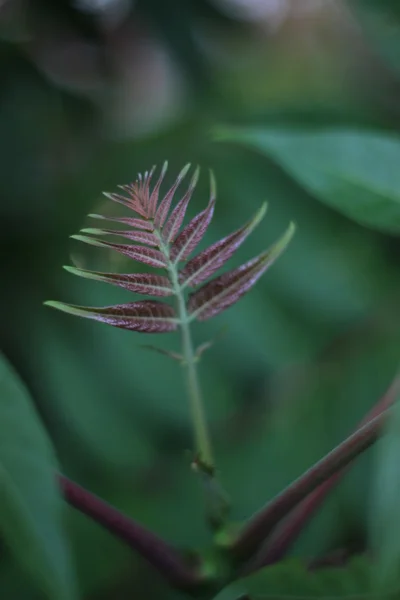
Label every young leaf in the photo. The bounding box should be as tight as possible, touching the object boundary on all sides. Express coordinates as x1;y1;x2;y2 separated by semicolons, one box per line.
44;300;178;332
88;214;154;231
188;223;295;321
170;195;215;263
64;266;174;297
179;203;267;287
81;228;158;247
71;234;167;268
115;166;155;218
0;352;76;600
162;167;200;243
149;161;168;217
103;191;148;218
154;163;191;229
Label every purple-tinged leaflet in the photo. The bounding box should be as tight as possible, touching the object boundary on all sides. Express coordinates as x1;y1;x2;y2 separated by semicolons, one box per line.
64;266;174;297
44;300;178;333
188;223;295;320
71;234;167;269
154;164;191;229
179;203;267;287
162;167;200;243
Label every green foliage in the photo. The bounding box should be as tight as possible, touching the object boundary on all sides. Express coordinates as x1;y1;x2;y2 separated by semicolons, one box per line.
215;128;400;233
214;556;387;600
370;391;400;588
1;1;400;598
0;353;76;600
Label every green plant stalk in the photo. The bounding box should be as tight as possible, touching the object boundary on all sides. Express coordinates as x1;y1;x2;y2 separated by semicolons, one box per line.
156;230;214;472
177;278;214;470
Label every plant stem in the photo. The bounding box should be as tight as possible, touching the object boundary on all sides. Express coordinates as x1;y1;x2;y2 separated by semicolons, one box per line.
232;408;390;562
156;230;214;472
177;287;214;471
59;475;204;590
241;376;400;574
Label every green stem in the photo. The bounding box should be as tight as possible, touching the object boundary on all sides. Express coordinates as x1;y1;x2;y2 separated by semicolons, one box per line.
155;230;214;471
173;266;214;471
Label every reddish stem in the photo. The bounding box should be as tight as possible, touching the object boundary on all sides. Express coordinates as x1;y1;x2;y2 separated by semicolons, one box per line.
59;475;203;590
233;408;389;562
243;378;400;572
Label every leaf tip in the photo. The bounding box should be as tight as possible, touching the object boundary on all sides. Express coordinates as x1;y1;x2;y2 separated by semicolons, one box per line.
208;169;217;201
80;228;104;235
179;163;191;180
63;265;80;276
43;300;70;314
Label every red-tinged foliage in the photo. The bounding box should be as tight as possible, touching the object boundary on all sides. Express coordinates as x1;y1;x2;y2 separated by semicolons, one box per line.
45;300;178;333
148;161;168;217
187;252;271;321
64;267;173;297
49;164;294;333
103;192;148;218
162;167;200;243
188;222;294;320
88;214;154;231
170;197;215;263
154;164;191;229
71;235;167;269
179;204;266;287
81;228;159;247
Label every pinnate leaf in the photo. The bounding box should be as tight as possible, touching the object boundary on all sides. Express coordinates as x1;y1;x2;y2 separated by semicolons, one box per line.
188;223;295;320
64;266;174;296
154;163;191;229
71;234;167;268
162;167;200;243
103;191;148;218
81;228;158;247
0;352;76;600
170;195;215;263
45;300;178;332
180;202;267;287
149;161;168;217
88;214;154;231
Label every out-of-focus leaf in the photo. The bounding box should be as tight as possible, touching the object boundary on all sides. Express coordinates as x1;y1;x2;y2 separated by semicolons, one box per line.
45;300;178;333
0;352;76;600
188;223;295;320
352;1;400;77
179;203;267;287
214;556;375;599
370;389;400;588
216;127;400;233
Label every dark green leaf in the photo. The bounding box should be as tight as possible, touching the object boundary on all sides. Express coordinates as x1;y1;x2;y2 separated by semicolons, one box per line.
370;389;400;588
0;352;76;599
214;556;379;599
216;127;400;233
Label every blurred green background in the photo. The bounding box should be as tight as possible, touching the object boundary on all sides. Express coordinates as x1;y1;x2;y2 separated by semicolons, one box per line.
1;0;400;598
